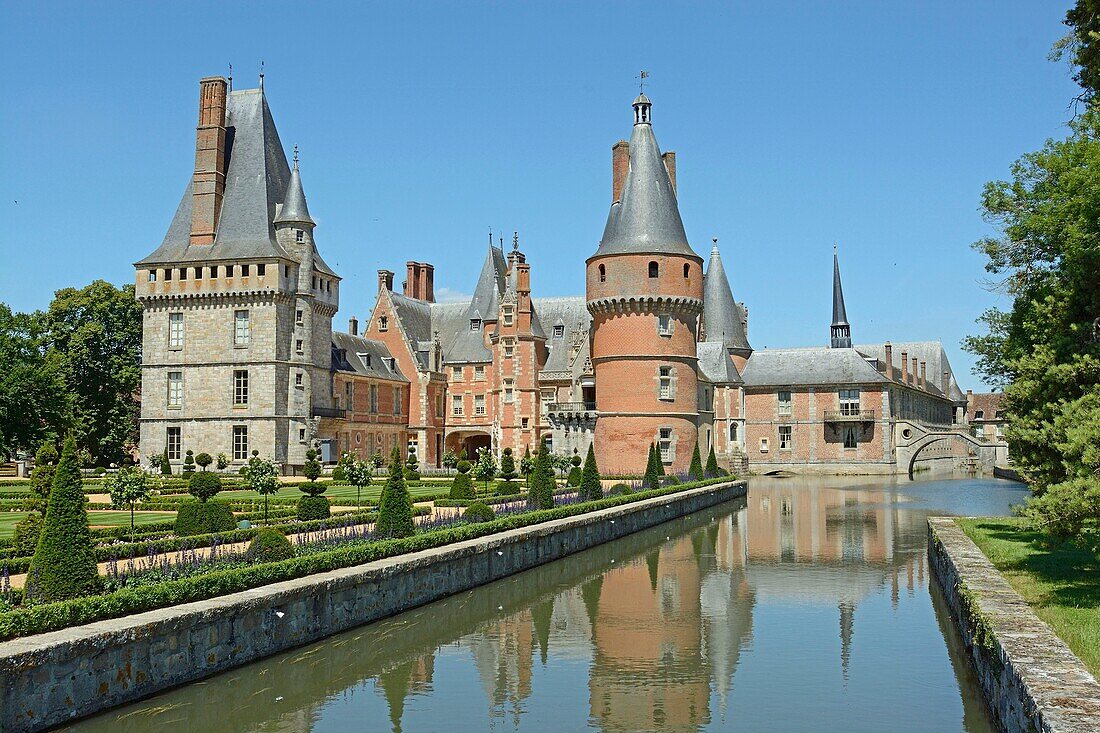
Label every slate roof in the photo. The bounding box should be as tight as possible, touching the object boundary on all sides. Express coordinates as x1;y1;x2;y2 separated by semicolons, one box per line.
594;97;698;259
853;341;966;401
967;392;1004;422
832;252;849;328
740;347;889;387
389;292;433;344
536;297;591;374
703;244;752;353
137;87;336;276
273;162;314;225
697;341;743;385
330;331;407;383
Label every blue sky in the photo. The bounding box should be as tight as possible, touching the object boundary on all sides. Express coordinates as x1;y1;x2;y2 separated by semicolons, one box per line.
0;1;1080;390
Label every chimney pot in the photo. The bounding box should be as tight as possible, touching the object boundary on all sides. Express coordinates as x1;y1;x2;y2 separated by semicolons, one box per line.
920;361;927;389
349;316;358;336
377;269;394;292
884;342;893;380
911;357;918;386
900;350;909;384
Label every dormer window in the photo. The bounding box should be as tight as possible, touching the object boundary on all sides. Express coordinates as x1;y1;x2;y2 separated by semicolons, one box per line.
648;261;659;278
360;353;371;367
295;229;304;243
379;315;388;332
974;410;984;420
386;357;396;370
553;324;564;339
471;319;481;332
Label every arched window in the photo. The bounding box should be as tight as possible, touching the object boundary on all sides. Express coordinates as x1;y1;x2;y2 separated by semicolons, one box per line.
598;264;606;282
729;423;738;442
648;261;659;278
683;263;690;278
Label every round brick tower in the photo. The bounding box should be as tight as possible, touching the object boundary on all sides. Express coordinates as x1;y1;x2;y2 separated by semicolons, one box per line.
587;93;704;475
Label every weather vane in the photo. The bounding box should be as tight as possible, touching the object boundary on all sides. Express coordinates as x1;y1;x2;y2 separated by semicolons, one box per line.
293;144;299;166
512;231;519;251
638;70;649;94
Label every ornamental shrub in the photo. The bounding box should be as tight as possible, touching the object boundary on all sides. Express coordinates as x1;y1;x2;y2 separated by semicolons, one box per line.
13;512;43;557
195;452;213;471
183;450;195;475
643;444;661;490
456;460;472;474
188;470;223;502
610;483;633;496
29;442;58;510
528;439;555;510
463;502;496;523
331;463;347;482
499;447;517;482
404;451;421;481
520;446;534;487
175;499;236;537
579;443;602;501
705;446;719;478
566;465;583;487
247;528;295;563
297;495;331;521
450;471;476;500
302;448;323;484
216;453;230;471
664;475;681;486
474;448;497;495
376;445;415;538
27;437;99;602
160;448;172;476
689;443;704;482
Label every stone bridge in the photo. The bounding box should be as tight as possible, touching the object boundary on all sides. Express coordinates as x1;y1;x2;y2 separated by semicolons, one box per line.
894;420;1007;479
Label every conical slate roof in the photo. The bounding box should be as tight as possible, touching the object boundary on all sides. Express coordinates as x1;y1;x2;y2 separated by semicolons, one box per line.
594;97;696;258
703;243;752;352
443;243;506;363
832;252;849;328
273;161;314;225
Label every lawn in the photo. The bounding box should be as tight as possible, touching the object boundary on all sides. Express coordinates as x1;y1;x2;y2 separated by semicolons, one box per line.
0;510;178;539
215;482;452;505
956;517;1100;677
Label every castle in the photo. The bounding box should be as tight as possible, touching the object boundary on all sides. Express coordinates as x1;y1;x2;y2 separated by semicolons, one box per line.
135;76;968;476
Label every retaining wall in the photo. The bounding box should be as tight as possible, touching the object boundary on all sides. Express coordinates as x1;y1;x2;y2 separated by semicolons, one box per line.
0;480;745;732
927;517;1100;732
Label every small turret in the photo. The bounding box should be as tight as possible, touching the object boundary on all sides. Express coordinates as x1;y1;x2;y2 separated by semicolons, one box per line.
830;248;852;349
274;147;315;226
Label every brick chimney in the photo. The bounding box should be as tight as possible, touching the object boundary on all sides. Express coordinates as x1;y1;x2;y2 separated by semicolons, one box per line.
405;262;419;299
612;140;630;202
662;151;677;195
919;361;927;389
377;269;394;292
884;342;893;380
911;358;918;386
900;350;908;384
944;371;951;393
349;316;358;336
190;76;228;245
420;263;435;302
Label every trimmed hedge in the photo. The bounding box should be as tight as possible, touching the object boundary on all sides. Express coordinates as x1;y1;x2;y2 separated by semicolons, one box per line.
247;529;295;563
463;502;496;523
297;495;331;521
0;477;734;640
175;499;236;537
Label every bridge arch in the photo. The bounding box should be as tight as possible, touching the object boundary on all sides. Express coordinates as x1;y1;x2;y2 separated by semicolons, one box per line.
894;420;1003;480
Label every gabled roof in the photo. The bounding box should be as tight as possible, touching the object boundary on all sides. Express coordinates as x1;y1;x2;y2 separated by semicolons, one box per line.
853;341;966;401
593;98;697;259
536;297;591;375
697;341;743;385
331;331;407;383
741;347;889;387
441;244;507;364
703;244;752;353
967;392;1004;421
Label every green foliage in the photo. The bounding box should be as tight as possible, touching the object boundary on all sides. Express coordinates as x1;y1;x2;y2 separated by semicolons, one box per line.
105;465;154;539
579;443;602;501
689;442;704;482
442;449;459;473
376;446;415;538
566;466;582;487
610;483;634;496
160;448;172;476
302;448;323;484
247;528;296;564
474;447;497;494
643;443;661;490
456;460;472;474
551;452;572;478
195;453;213;471
449;472;476;500
520;445;534;485
297;495;331;521
187;470;222;502
182;450;195;475
28;442;58;511
27;437;99;602
499;447;517;481
12;512;43;557
528;439;555;510
0;304;70;461
174;499;236;537
404;449;420;482
371;452;385;469
215;453;230;471
1060;1;1100;104
339;451;373;510
664;475;681;486
243;454;281;524
705;446;719;479
463;501;496;523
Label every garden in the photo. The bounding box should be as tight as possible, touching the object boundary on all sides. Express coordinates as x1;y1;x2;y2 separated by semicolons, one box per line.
0;437;733;642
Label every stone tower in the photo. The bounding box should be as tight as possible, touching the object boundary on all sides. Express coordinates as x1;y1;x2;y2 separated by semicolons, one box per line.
587;93;704;475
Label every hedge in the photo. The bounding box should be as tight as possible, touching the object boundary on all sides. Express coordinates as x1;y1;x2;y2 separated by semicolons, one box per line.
0;477;733;640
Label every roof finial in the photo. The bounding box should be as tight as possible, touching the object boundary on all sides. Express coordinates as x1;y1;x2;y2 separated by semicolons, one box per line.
227;62;233;92
711;236;719;255
293;144;299;169
259;60;265;90
638;69;649;94
488;227;492;247
512;231;519;251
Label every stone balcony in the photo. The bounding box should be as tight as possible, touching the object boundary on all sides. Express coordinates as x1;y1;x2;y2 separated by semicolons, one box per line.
823;409;876;422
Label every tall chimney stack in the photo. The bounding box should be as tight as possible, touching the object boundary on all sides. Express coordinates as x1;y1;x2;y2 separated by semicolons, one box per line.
612;140;630;202
911;358;918;386
349;316;358;336
884;342;893;380
377;269;394;292
420;263;435;302
662;151;677;195
920;361;927;389
944;371;951;394
405;262;419;299
900;350;909;385
190;76;228;245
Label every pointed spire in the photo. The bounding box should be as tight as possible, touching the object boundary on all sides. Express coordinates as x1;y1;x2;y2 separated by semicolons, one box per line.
703;239;752;354
830;245;852;348
274;147;314;226
595;93;694;258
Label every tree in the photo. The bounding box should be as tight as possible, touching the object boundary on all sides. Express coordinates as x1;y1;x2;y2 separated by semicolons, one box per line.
27;437;99;601
528;439;555;510
216;452;230;472
341;452;373;511
442;449;459;475
579;444;602;501
244;454;281;524
405;449;421;481
105;465;154;540
499;447;517;492
376;445;415;538
0;303;70;461
566;452;583;487
449;459;475;500
160;447;172;475
28;441;58;512
644;443;661;490
689;442;704;482
705;445;719;479
475;447;497;495
182;450;195;475
1059;1;1100;105
39;281;142;466
520;445;534;488
195;452;213;471
371;451;385;469
188;470;222;502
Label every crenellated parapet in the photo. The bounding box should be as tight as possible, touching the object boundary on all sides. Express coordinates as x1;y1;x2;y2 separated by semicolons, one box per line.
586;295;703;318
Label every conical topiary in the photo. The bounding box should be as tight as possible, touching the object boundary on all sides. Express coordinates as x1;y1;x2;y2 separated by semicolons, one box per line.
579;443;602;501
705;445;719;478
528;438;555;510
689;442;704;482
376;445;415;538
449;459;476;500
28;437;99;601
643;443;660;490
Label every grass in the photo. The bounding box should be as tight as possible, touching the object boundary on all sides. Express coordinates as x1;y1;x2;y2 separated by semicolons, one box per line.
956;517;1100;677
214;482;448;505
0;510;178;539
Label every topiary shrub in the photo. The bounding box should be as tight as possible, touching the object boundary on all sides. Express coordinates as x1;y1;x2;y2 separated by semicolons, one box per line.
450;460;476;499
579;443;602;501
27;437;100;602
160;448;172;476
376;445;415;538
404;450;421;481
13;512;43;557
611;483;633;496
175;498;236;536
195;452;213;471
297;495;331;521
644;443;661;490
188;470;223;502
246;528;295;563
663;475;681;486
182;450;195;475
331;463;347;483
566;466;582;486
528;439;555;510
94;466;107;477
463;501;496;523
705;446;719;479
688;442;704;482
495;479;518;496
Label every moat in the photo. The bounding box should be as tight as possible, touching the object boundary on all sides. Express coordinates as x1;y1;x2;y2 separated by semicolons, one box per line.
66;474;1028;733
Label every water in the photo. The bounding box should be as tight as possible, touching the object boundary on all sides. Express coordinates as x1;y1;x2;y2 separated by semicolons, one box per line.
65;475;1028;733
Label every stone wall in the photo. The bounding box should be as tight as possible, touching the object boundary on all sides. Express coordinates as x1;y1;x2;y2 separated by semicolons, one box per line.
927;518;1100;732
0;480;746;733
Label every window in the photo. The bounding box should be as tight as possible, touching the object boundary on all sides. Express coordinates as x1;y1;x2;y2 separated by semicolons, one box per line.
242;264;250;277
257;264;266;276
299;428;306;442
452;394;464;416
729;423;738;443
295;309;304;325
224;265;233;278
470;319;481;332
472;365;484;380
164;268;173;281
474;394;486;415
166;312;185;349
504;379;514;403
657;314;673;336
393;386;401;414
598;264;606;282
522;417;529;429
167;371;183;408
179;267;188;280
542;390;554;414
839;389;860;416
345;382;354;407
779;425;793;450
659;366;673;400
166;427;182;460
503;341;514;359
233;426;248;460
284;265;290;279
658;427;673;463
295;339;303;354
759;437;769;453
452;366;463;381
778;391;792;416
234;310;250;346
295;371;303;387
974;410;984;420
648;261;659;278
233;370;249;406
843;426;858;449
683;263;690;278
386;357;396;371
436;395;443;418
553;324;564;339
502;307;513;326
148;270;157;282
370;384;379;413
295;229;304;243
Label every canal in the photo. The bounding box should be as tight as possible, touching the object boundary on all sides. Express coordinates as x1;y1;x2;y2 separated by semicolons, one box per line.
65;475;1028;732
